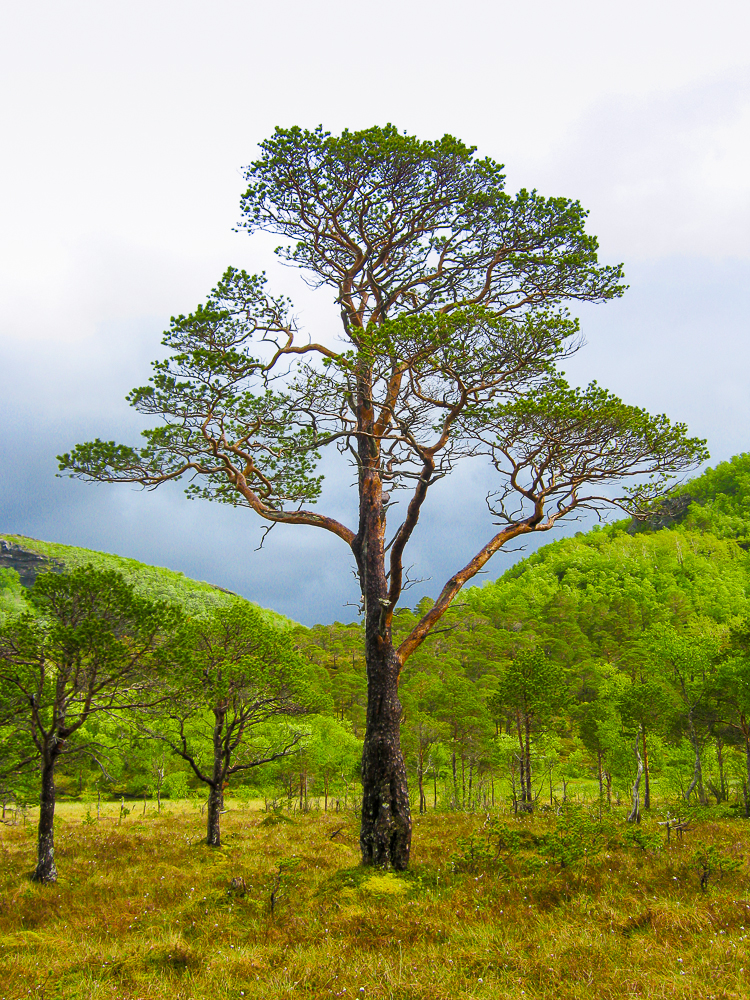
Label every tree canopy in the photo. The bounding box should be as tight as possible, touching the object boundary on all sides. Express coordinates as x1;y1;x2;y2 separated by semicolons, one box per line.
58;125;707;868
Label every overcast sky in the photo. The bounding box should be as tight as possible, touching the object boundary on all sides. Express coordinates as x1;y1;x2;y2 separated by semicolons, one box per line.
1;0;748;624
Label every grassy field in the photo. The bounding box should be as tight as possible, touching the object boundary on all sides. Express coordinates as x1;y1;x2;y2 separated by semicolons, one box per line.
1;800;748;1000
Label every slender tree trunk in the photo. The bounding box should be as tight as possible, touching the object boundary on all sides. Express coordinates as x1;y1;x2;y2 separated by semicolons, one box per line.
685;711;706;805
33;752;58;883
206;783;222;846
451;748;458;808
417;755;426;815
627;727;643;823
597;748;603;804
745;734;750;819
206;729;226;846
515;711;527;810
524;715;533;811
510;758;519;814
716;736;726;802
642;726;651;810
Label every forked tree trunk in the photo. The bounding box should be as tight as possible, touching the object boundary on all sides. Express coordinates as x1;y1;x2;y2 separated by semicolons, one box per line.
627;727;643;824
33;754;58;883
359;638;411;870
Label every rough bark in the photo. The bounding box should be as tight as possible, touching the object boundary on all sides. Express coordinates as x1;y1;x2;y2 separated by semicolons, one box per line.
206;720;225;847
206;783;222;847
32;753;58;883
352;398;413;868
359;639;411;869
642;726;651;810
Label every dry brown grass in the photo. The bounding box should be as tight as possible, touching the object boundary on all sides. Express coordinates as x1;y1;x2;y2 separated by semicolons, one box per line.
1;801;749;999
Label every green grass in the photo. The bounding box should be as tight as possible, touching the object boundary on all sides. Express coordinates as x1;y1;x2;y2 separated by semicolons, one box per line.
1;801;749;999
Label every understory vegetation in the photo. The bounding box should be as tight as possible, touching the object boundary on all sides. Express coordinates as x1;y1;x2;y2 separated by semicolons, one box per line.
1;801;748;999
4;456;750;829
2;455;750;993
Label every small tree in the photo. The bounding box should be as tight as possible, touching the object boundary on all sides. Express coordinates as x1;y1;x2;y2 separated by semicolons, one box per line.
140;601;320;846
0;568;178;883
648;619;724;806
713;621;750;816
59;125;707;868
489;648;566;812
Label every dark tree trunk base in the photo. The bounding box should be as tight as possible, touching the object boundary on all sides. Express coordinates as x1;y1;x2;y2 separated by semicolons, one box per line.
206;785;222;847
33;757;58;884
359;644;412;870
360;732;412;869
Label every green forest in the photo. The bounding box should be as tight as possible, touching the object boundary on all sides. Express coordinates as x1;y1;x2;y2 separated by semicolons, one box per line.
2;120;748;1000
3;457;750;1000
4;452;750;833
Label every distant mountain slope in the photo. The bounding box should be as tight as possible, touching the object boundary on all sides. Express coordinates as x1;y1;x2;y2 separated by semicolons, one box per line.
0;533;294;625
466;452;750;641
630;453;750;542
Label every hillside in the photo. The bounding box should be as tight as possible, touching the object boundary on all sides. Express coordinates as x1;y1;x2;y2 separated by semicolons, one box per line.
0;532;293;625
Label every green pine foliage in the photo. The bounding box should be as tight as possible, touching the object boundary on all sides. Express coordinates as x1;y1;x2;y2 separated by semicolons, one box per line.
4;454;750;819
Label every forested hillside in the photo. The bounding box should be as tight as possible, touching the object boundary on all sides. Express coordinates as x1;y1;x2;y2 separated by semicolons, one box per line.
0;533;289;621
3;455;750;829
299;453;750;817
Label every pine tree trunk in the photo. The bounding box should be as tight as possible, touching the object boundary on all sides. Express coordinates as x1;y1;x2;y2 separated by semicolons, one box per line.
353;387;412;869
642;727;651;810
524;715;533;811
359;638;411;869
206;783;222;846
33;753;58;883
417;754;426;815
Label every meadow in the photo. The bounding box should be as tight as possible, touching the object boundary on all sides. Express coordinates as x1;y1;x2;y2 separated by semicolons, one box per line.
1;799;748;1000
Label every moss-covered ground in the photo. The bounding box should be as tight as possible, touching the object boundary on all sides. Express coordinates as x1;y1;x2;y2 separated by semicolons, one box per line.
1;800;748;999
